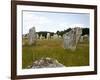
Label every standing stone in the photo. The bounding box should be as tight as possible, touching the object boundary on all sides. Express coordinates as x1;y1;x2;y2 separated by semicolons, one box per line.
63;27;82;50
80;36;84;42
40;34;43;40
28;27;37;45
42;36;45;40
58;35;62;39
46;33;50;39
80;34;89;42
36;34;39;39
53;34;58;39
50;36;53;39
22;41;25;46
83;34;89;41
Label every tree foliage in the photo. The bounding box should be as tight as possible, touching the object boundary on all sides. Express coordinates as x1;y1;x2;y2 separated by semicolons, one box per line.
36;28;89;37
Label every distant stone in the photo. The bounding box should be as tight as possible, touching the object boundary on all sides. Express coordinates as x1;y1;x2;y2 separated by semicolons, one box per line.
40;34;43;39
83;34;89;40
50;36;53;39
36;34;39;39
28;27;37;45
80;34;89;42
63;27;82;50
58;35;62;39
46;33;50;39
80;36;84;42
40;34;45;40
28;57;65;68
53;34;58;39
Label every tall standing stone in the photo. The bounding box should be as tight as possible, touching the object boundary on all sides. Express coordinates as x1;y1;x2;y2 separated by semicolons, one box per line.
63;27;82;50
28;27;37;45
46;33;50;39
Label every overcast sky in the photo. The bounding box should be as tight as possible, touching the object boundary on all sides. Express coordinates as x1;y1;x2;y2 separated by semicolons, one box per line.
22;11;90;34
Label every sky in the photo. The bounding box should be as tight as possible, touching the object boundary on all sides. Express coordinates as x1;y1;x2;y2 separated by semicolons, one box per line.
22;10;90;34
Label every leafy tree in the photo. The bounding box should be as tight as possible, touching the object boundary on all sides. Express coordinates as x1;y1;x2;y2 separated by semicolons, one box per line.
82;28;89;36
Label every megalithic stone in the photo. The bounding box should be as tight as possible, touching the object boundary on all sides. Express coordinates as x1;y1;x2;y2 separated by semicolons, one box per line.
53;34;58;39
46;33;50;39
63;27;82;50
28;27;37;45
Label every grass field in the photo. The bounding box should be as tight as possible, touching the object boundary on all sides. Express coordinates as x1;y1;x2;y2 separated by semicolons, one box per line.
22;39;89;69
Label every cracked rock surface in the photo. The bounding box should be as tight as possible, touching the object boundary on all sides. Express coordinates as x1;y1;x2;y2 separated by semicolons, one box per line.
28;57;65;69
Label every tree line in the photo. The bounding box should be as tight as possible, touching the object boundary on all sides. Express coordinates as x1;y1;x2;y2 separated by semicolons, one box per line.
36;28;89;38
23;28;89;38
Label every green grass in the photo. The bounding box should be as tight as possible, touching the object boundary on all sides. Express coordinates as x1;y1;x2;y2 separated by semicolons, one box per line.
22;39;89;68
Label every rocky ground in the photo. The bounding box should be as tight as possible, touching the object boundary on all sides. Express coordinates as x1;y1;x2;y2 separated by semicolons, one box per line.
27;57;65;69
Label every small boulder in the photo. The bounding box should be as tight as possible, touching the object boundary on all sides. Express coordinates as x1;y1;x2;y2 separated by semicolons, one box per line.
28;57;65;69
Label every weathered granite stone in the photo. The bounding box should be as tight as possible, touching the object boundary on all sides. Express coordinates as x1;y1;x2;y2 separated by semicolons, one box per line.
80;36;84;42
28;57;65;68
28;27;37;45
63;27;82;50
58;35;62;39
46;33;50;39
36;34;39;39
50;36;53;39
83;34;89;40
40;35;45;40
80;34;89;42
53;34;58;39
40;34;43;39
